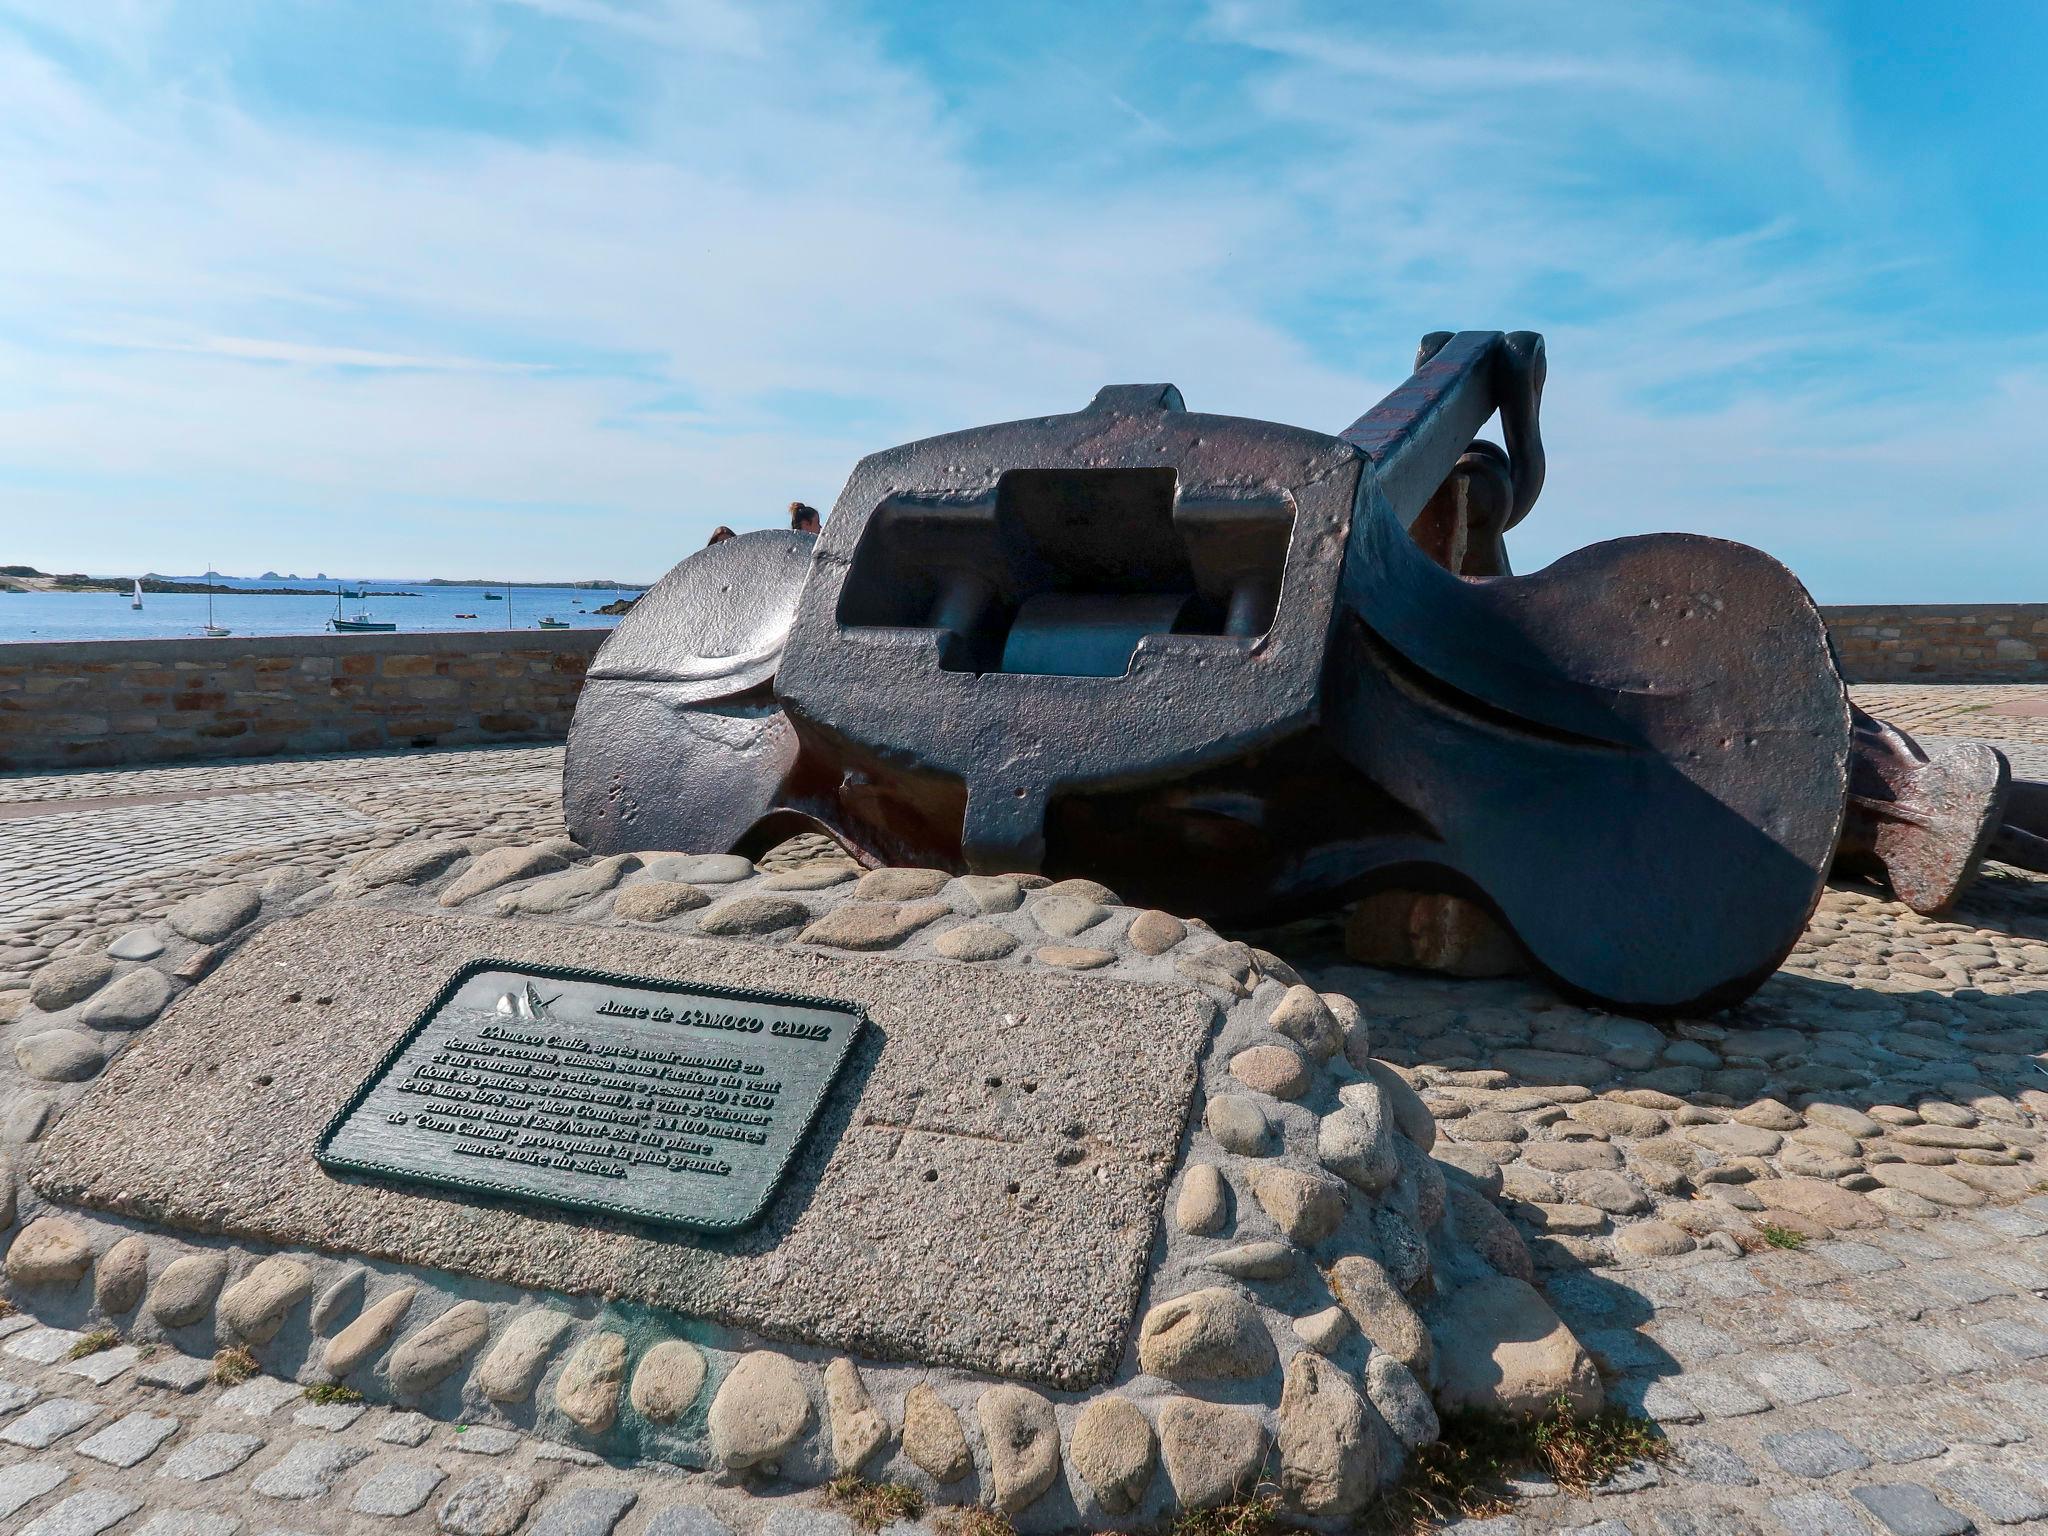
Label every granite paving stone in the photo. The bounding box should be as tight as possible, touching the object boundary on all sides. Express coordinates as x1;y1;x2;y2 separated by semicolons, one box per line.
1745;1355;1854;1406
1768;1493;1879;1536
1851;1484;1972;1536
19;1489;145;1536
1933;1465;2048;1525
639;1509;738;1536
248;1440;367;1499
133;1356;214;1394
350;1459;449;1517
75;1410;181;1468
1761;1429;1871;1479
528;1486;640;1536
0;1459;70;1519
6;1328;86;1365
376;1411;436;1446
1673;1440;1760;1487
2;1398;100;1448
133;1515;240;1536
54;1346;142;1385
158;1432;266;1482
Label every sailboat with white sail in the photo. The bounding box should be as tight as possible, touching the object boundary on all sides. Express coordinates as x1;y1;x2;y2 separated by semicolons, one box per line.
201;566;230;637
130;580;143;610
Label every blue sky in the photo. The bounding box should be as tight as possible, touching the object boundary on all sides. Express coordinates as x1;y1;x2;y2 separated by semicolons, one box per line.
0;0;2042;595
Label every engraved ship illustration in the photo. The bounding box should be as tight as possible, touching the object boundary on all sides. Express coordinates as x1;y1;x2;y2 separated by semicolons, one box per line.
494;981;562;1021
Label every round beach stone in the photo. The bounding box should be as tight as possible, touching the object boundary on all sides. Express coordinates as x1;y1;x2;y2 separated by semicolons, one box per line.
1158;1399;1267;1510
1204;1094;1271;1155
1432;1274;1601;1416
853;867;948;901
79;967;174;1029
168;884;263;943
478;1310;573;1404
1569;1099;1669;1138
438;844;569;907
1750;1176;1882;1230
951;874;1025;913
1176;1163;1230;1235
106;928;165;962
1072;1394;1155;1515
324;1285;417;1378
1367;1352;1439;1450
824;1358;887;1473
1615;1219;1696;1258
979;1384;1061;1514
386;1300;490;1394
1365;1059;1436;1150
1869;1162;1985;1207
656;854;755;885
1128;909;1187;955
1137;1286;1277;1381
631;1339;709;1423
1249;1165;1348;1244
15;1028;105;1082
556;1331;627;1434
934;924;1017;962
1176;941;1258;997
1031;894;1106;938
696;894;809;937
1208;1241;1297;1280
1036;944;1115;969
348;840;467;890
4;1215;92;1288
1319;1084;1398;1193
613;882;711;922
1230;1044;1310;1099
496;856;641;916
1278;1350;1378;1515
800;901;948;951
218;1255;314;1344
29;953;115;1012
310;1267;364;1335
761;865;857;891
1294;1306;1352;1353
94;1234;151;1315
1328;1255;1431;1374
902;1384;971;1484
149;1252;228;1327
708;1351;813;1471
1268;984;1343;1060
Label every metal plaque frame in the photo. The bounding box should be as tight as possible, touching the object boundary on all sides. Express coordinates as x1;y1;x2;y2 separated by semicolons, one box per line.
314;958;868;1233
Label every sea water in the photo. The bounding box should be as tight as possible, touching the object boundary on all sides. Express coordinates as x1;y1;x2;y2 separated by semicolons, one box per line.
0;581;637;644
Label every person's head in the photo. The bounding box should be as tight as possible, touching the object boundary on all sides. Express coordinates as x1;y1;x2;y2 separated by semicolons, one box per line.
706;525;737;545
789;501;821;534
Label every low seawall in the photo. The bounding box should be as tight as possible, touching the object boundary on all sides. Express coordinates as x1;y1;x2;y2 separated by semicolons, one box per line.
1826;604;2048;684
0;630;604;772
3;605;2044;773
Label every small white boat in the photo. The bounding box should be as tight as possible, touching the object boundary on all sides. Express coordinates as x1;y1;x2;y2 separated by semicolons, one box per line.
130;579;143;610
201;565;230;636
329;590;396;633
537;615;571;629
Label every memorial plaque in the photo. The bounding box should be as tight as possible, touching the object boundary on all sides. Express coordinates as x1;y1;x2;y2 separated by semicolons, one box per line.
316;961;864;1232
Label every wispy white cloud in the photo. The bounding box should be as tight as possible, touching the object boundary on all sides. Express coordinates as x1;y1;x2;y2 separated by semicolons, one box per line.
0;0;2037;598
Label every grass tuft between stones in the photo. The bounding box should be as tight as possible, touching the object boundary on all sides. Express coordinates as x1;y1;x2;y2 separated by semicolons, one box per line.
66;1326;120;1360
211;1344;259;1386
1755;1222;1809;1250
933;1506;1015;1536
306;1381;365;1405
1362;1396;1666;1533
825;1475;928;1533
1164;1488;1287;1536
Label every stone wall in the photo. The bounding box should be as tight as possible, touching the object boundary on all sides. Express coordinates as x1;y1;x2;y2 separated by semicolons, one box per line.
0;630;603;772
3;604;2043;774
1824;604;2048;683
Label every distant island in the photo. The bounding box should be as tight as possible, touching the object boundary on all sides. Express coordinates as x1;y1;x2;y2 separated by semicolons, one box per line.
1;564;647;595
0;566;316;596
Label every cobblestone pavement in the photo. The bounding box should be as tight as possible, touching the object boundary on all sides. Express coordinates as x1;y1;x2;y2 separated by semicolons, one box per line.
1;687;2047;1535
